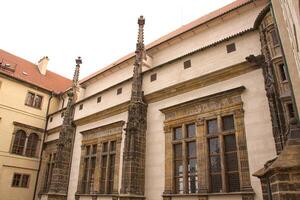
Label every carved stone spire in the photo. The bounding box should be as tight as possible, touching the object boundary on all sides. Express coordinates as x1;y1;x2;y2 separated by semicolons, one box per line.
47;57;82;199
120;16;148;200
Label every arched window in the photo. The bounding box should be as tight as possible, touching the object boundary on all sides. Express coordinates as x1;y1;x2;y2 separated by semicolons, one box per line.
12;130;26;155
25;133;39;157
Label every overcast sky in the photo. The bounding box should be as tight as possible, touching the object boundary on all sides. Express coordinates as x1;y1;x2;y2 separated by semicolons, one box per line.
1;0;235;80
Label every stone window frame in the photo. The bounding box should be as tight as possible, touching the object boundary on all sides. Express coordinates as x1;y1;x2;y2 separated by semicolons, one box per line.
76;121;124;197
161;87;254;199
10;121;43;158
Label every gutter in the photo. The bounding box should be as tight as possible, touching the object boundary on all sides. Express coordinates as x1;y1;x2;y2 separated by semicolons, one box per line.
32;92;54;200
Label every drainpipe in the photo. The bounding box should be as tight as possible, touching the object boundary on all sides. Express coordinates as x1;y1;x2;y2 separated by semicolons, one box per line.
270;3;300;121
32;91;54;200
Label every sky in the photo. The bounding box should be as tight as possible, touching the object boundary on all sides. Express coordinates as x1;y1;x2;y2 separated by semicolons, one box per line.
1;0;235;80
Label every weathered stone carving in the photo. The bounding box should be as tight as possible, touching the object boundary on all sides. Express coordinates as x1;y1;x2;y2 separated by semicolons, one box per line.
119;16;148;200
46;57;82;199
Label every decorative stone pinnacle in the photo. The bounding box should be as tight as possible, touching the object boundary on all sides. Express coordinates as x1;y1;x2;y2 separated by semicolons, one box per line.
76;57;82;65
138;15;145;25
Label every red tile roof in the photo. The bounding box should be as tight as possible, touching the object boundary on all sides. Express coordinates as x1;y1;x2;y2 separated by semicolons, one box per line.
80;0;253;84
0;49;72;94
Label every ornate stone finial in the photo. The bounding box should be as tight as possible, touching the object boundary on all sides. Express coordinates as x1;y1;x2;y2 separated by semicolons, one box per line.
137;16;145;50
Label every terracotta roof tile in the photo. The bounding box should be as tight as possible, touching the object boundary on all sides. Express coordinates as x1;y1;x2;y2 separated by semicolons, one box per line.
80;0;252;84
0;49;72;93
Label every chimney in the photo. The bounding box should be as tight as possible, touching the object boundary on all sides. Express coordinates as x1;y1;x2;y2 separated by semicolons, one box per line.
37;56;49;75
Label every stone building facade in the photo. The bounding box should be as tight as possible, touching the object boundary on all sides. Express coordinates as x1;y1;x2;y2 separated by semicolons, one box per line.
0;0;299;200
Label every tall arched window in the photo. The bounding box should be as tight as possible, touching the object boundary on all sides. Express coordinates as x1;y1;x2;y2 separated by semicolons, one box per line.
12;130;26;155
25;133;39;157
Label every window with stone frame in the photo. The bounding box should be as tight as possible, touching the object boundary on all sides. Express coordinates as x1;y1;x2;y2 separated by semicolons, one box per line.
82;144;97;194
173;124;198;194
206;115;240;193
12;173;30;188
25;133;39;157
10;123;42;158
99;140;116;194
43;152;56;192
11;130;27;155
76;121;124;197
25;91;43;109
161;87;253;198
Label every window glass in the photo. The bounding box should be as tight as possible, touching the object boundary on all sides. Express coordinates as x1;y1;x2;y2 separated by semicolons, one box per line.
207;119;218;134
173;127;182;140
187;124;196;138
222;115;235;131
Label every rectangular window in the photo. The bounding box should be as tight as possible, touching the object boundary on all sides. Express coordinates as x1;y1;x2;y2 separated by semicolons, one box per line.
99;140;117;194
25;92;43;109
173;127;182;140
207;119;218;134
79;104;83;110
82;144;97;194
12;173;30;188
226;43;236;53
278;63;287;81
97;96;102;103
287;103;295;118
117;88;122;95
61;112;64;118
173;123;197;194
150;73;157;82
270;30;279;46
207;115;240;193
222;115;235;131
209;137;222;192
224;135;240;192
184;60;191;69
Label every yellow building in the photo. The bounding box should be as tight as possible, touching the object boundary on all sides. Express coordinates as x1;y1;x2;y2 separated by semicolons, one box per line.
0;49;71;200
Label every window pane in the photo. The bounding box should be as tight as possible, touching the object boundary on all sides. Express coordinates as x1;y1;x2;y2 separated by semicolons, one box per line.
25;133;38;157
211;174;222;193
103;142;108;152
174;144;182;159
21;175;29;187
86;146;90;155
175;177;184;194
224;135;237;152
227;173;240;192
100;155;107;193
209;138;220;154
187;124;196;138
174;160;183;176
92;144;97;154
108;154;115;193
34;95;42;108
226;152;238;171
207;119;218;134
82;158;89;193
89;157;96;193
173;127;182;140
210;156;221;173
187;142;196;158
110;141;116;152
188;175;198;193
188;159;197;174
270;30;279;46
279;64;287;81
12;130;26;155
25;92;35;106
222;115;235;131
12;174;21;187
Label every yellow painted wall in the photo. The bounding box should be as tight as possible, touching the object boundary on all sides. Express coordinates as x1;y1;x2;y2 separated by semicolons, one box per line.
0;76;60;200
